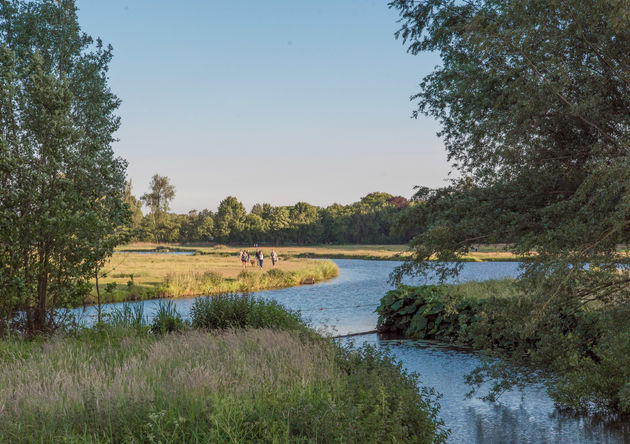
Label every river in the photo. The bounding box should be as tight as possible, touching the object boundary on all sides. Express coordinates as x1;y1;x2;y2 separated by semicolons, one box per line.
76;259;630;443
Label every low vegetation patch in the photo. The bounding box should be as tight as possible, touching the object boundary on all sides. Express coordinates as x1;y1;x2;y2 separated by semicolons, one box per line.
190;293;306;331
0;296;447;443
89;255;338;304
160;260;338;298
377;280;525;348
377;280;630;419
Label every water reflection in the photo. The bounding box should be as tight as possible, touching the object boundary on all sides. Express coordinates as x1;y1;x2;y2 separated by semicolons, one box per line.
355;336;630;443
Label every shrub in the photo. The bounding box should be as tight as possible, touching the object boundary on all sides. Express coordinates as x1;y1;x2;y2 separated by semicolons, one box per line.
194;271;224;294
330;343;448;443
104;282;117;294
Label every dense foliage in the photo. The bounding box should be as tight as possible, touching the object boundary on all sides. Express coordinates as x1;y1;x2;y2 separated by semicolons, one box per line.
140;174;176;243
125;187;415;245
391;0;630;290
0;297;448;443
0;0;128;334
377;282;630;417
389;0;630;416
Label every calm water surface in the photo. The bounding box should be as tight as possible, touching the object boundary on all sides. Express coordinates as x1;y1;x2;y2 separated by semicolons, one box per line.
77;259;630;443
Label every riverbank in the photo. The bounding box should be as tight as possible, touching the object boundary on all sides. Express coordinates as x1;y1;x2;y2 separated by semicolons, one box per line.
117;242;522;262
376;280;630;419
90;254;338;304
0;295;447;443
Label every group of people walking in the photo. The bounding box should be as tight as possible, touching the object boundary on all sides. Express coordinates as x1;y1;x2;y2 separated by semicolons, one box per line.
240;248;278;269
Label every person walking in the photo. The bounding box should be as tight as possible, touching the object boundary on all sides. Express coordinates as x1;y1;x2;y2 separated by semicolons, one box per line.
271;250;278;266
258;250;264;269
240;250;247;269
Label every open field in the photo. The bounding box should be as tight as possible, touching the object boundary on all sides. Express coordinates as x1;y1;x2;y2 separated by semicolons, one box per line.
90;254;338;304
117;242;522;261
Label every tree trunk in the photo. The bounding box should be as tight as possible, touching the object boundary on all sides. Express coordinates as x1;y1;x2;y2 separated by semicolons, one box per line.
34;250;49;333
95;263;101;323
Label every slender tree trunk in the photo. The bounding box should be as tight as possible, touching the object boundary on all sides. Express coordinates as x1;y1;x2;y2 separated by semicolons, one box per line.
95;263;101;323
34;247;49;333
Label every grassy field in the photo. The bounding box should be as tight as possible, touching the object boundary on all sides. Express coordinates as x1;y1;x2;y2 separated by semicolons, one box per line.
91;254;338;304
0;296;448;443
118;242;521;261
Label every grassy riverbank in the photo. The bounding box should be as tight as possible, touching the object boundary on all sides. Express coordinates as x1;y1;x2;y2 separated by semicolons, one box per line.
0;295;448;443
90;255;338;304
376;280;630;418
118;242;522;262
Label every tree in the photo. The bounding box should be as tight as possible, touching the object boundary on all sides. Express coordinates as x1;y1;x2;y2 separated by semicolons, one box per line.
0;0;128;333
123;180;143;240
289;202;321;244
141;174;175;243
123;192;415;245
244;213;267;244
390;0;630;299
390;0;630;411
269;206;292;244
214;196;246;243
196;209;215;241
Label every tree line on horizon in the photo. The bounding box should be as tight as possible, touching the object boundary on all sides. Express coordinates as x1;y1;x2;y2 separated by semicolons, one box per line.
125;175;417;245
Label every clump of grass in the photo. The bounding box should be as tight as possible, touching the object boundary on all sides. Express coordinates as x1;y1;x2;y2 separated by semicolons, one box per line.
259;267;296;288
190;293;305;332
448;278;520;302
150;301;186;335
236;269;258;290
106;303;147;333
291;259;339;284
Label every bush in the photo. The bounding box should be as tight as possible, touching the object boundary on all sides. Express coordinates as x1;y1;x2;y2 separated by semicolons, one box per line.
330;343;448;443
376;281;532;350
190;293;304;331
150;301;186;335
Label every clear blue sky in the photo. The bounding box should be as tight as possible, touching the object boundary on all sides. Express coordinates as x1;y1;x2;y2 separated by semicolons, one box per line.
77;0;449;213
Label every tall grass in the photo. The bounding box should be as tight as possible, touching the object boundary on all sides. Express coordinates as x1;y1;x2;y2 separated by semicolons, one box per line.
150;301;186;334
0;327;447;443
161;259;338;298
190;293;305;331
105;303;147;332
89;255;339;305
446;278;521;302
